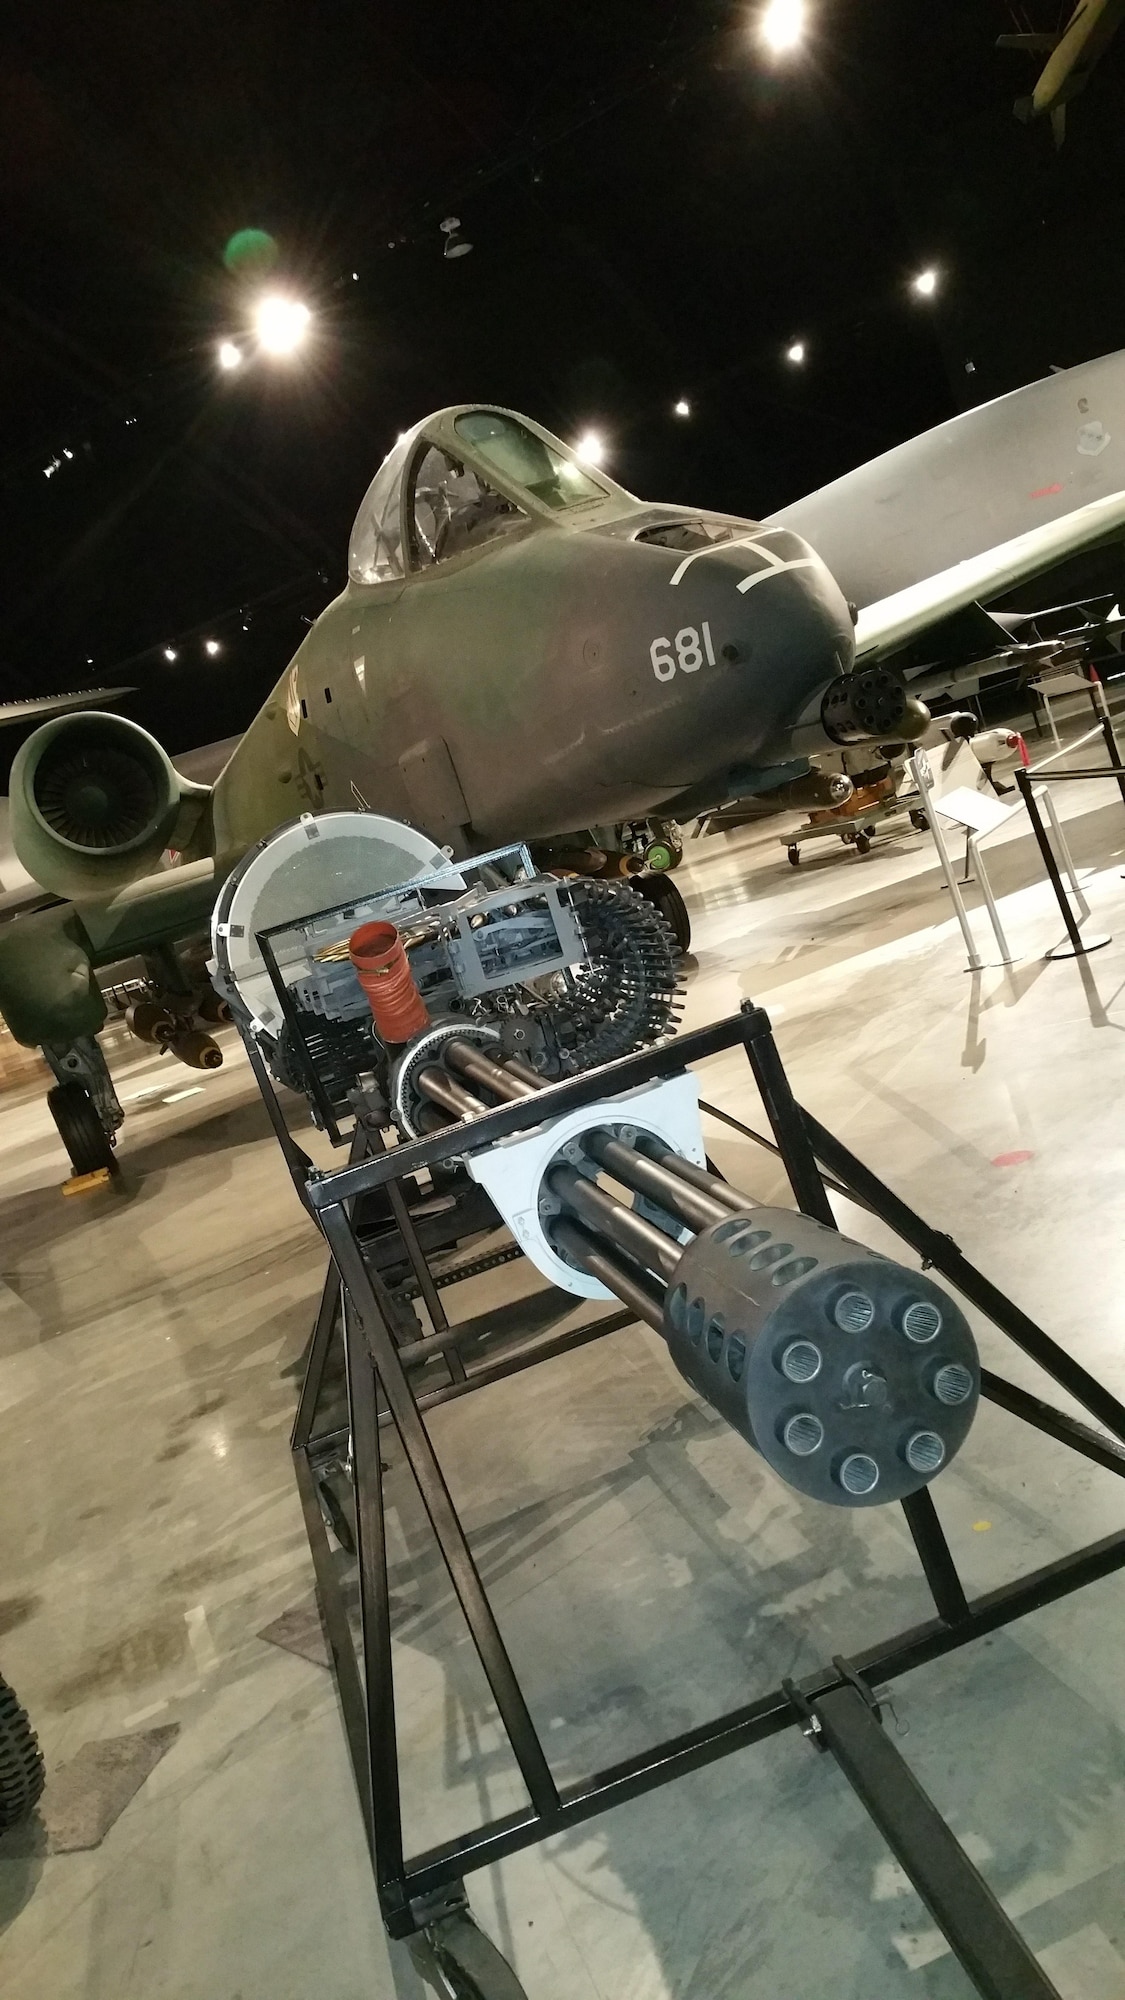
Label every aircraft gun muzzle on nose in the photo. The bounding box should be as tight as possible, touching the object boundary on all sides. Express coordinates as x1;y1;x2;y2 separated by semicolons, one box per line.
789;664;930;756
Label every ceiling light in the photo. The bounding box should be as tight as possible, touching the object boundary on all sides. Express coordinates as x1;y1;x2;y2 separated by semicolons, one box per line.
254;295;312;354
217;340;242;371
674;398;691;417
785;339;806;364
760;0;806;55
163;647;178;662
912;267;939;298
204;638;220;656
574;431;605;466
440;216;473;259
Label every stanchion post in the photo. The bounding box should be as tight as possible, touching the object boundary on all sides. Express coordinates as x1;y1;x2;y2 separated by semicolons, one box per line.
966;834;1013;965
1038;789;1090;917
1014;768;1088;957
1100;711;1125;811
908;755;984;972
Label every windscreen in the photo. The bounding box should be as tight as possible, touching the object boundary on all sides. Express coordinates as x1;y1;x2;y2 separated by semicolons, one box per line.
348;426;423;584
454;411;610;511
411;446;526;565
635;519;752;552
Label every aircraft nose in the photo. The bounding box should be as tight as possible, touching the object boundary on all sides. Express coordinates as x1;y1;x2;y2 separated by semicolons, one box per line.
663;526;856;725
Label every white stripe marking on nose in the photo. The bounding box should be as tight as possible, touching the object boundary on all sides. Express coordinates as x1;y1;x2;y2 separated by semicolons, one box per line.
736;557;818;594
668;527;816;593
668;530;787;587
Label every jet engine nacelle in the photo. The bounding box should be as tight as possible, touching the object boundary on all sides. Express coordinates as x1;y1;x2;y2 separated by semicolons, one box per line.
9;713;209;900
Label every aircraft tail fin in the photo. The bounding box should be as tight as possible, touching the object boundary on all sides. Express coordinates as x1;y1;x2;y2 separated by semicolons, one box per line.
1051;101;1067;146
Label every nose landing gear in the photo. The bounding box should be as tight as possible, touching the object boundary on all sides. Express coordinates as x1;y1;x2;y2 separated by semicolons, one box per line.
630;868;691;951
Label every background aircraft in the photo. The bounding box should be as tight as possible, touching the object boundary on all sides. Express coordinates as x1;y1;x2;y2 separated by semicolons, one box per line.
998;0;1125;143
5;357;1125;1174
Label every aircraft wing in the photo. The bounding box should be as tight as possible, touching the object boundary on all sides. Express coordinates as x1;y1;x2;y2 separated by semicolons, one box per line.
854;488;1125;662
0;688;134;728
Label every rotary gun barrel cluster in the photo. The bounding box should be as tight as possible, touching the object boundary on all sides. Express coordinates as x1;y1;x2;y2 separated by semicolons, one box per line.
414;1037;980;1509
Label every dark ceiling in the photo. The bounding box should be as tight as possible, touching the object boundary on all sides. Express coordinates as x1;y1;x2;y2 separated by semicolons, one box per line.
3;1;1124;753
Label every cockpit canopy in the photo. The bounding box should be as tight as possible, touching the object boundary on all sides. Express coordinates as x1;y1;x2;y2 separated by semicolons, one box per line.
347;406;634;587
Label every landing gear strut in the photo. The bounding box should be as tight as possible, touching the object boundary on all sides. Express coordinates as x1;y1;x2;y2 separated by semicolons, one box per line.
42;1033;121;1177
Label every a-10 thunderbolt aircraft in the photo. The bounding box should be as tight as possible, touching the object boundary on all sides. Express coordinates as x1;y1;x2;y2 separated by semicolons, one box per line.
5;354;1125;1174
998;0;1125;145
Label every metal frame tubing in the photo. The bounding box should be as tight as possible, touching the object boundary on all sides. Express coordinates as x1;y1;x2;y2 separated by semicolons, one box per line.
811;1685;1063;2000
801;1108;1125;1443
280;1001;1125;1993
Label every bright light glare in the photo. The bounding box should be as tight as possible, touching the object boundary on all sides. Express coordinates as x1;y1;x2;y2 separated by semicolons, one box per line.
912;267;939;298
254;294;312;354
760;0;805;54
785;340;806;365
674;398;691;417
574;430;605;466
204;639;220;656
217;340;242;371
163;646;178;662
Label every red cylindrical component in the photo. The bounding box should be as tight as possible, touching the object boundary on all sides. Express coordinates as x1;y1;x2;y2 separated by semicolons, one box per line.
348;921;430;1042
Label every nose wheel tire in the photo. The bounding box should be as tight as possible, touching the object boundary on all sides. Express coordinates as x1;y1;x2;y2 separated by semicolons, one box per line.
47;1080;116;1177
787;843;801;867
631;872;691;952
0;1674;45;1830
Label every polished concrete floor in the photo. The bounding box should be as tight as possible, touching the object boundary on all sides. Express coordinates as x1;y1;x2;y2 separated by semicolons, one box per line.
4;738;1125;1996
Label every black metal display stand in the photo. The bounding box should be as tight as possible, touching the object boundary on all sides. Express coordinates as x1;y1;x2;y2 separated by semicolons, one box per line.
247;1005;1125;2000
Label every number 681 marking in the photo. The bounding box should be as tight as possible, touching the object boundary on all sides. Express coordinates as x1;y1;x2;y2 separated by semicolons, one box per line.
650;622;716;681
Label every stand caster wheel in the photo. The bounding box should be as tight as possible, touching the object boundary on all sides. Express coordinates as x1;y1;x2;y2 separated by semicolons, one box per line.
316;1466;355;1555
631;872;691;952
854;831;872;855
47;1080;116;1177
408;1908;531;1998
787;844;801;867
910;808;929;832
0;1673;45;1830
